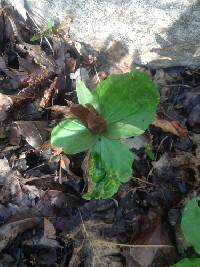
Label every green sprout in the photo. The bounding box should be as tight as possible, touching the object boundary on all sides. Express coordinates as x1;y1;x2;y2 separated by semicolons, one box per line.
51;70;159;199
30;19;55;42
144;143;155;160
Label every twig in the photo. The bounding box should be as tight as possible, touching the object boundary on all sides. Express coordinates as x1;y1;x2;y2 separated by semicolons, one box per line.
155;136;169;160
131;176;154;186
94;65;101;83
90;239;174;248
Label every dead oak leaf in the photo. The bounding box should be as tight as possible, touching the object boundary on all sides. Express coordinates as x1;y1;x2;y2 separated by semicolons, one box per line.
153;117;188;137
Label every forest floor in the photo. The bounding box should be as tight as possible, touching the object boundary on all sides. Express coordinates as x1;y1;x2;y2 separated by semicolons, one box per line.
0;3;199;267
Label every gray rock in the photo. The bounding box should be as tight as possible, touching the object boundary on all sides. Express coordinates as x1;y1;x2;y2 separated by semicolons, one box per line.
10;0;200;69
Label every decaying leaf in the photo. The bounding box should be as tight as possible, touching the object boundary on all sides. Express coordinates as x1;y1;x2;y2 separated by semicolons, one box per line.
0;218;40;252
70;103;106;134
55;16;72;41
44;218;56;239
0;157;11;183
14;121;49;149
0;93;13;121
122;212;175;267
39;77;58;108
153;151;200;183
60;154;70;171
153;117;188;137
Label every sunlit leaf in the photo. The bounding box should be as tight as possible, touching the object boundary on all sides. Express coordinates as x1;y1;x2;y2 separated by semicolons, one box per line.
51;119;97;154
76;79;99;109
181;197;200;254
104;122;144;139
94;71;159;127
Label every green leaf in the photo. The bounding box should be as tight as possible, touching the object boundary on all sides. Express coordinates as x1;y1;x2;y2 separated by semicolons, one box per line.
51;119;97;154
99;137;134;182
104;122;144;139
76;79;99;108
47;19;54;30
30;34;41;41
170;258;200;267
84;137;134;199
94;71;159;128
181;197;200;254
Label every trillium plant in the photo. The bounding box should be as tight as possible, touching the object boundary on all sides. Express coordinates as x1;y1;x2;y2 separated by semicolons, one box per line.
51;71;159;199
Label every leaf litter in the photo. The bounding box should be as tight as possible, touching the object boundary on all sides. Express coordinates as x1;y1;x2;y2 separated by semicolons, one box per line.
0;1;199;266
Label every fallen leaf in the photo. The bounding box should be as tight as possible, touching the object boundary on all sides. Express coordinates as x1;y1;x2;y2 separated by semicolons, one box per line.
0;174;42;206
14;121;49;149
0;218;40;252
153;151;200;183
122;211;175;267
0;93;13;112
39;77;58;108
55;16;72;40
0;157;11;183
153;117;188;137
44;218;56;239
60;154;70;171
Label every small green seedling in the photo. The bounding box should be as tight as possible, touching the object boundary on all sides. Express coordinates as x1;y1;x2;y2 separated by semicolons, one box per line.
170;197;200;267
51;71;159;199
31;19;55;42
144;143;155;160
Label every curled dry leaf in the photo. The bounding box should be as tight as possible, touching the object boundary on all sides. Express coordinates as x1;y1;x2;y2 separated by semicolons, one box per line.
60;154;70;172
39;77;58;108
70;103;106;134
153;117;188;137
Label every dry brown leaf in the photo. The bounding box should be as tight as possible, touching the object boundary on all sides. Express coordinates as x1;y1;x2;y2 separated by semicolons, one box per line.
55;17;72;40
60;155;70;171
44;218;56;239
39;77;58;108
70;103;106;134
153;117;188;137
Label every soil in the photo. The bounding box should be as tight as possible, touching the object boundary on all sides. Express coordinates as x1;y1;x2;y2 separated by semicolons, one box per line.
0;3;199;267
